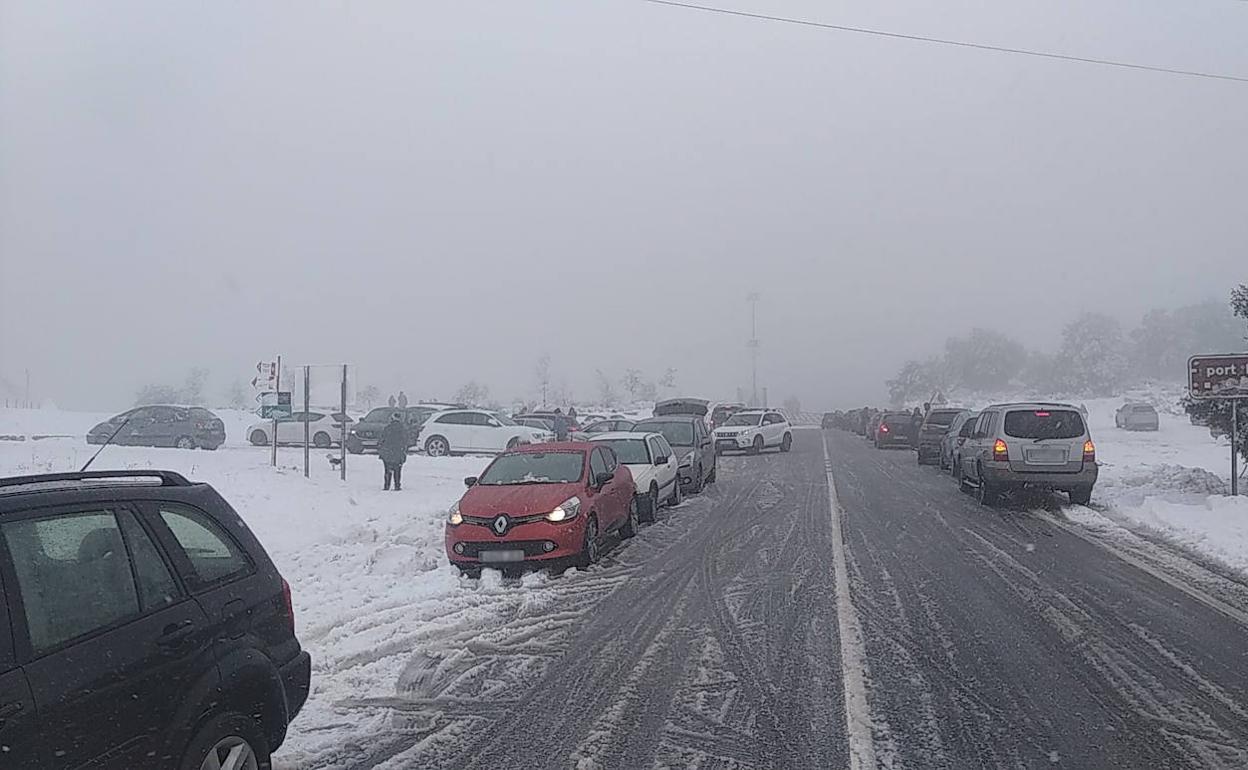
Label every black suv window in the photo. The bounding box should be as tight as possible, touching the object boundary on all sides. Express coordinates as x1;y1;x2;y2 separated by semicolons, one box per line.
2;509;141;654
118;511;180;611
158;504;251;588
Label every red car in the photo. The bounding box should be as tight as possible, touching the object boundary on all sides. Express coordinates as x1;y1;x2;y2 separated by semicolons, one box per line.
446;442;637;574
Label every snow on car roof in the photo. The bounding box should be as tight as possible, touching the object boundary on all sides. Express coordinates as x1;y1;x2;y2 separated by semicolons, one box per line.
588;431;661;441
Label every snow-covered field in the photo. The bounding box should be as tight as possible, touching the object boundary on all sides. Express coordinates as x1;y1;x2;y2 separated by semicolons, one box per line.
1;396;1245;766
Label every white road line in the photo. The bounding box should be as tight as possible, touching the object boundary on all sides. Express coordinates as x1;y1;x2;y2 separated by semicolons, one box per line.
822;435;879;770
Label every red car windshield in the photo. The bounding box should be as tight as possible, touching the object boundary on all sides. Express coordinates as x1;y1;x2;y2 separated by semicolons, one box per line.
478;452;585;485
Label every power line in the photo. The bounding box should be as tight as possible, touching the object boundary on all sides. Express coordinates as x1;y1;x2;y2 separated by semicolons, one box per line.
642;0;1248;84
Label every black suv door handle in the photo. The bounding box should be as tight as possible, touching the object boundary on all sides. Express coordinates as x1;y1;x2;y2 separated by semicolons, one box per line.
156;620;196;647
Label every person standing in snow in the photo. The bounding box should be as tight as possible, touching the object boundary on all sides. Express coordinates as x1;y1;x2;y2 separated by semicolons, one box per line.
378;413;408;491
388;394;397;408
568;406;578;421
551;408;570;441
397;391;409;409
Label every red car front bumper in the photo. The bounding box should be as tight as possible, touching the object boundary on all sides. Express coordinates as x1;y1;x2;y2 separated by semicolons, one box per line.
445;516;588;567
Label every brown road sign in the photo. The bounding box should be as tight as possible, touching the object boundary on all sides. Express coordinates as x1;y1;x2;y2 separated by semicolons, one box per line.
1189;354;1248;399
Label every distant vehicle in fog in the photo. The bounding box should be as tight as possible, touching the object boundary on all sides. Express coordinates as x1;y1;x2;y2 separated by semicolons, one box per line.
87;405;225;450
571;418;637;440
347;405;446;453
712;409;793;455
940;410;979;472
710;402;746;430
915;408;965;465
873;412;913;449
248;411;353;448
416;409;552;456
1115;402;1160;431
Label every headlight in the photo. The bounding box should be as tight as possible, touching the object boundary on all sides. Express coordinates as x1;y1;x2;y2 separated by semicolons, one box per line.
447;501;463;525
546;496;582;522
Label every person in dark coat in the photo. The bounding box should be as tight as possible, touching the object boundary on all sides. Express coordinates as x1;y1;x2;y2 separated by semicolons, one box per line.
397;391;409;409
551;408;570;441
378;413;409;491
388;394;397;408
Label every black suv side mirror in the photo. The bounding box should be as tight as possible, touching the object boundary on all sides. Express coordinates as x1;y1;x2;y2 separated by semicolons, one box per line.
595;471;614;487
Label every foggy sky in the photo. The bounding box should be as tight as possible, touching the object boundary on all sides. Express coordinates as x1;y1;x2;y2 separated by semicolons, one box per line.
3;0;1246;412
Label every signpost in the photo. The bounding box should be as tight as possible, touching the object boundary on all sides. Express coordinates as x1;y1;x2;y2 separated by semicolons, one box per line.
1189;354;1248;497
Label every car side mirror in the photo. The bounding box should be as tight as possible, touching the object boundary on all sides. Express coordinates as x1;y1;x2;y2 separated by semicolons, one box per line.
595;471;614;487
655;456;668;466
464;476;478;487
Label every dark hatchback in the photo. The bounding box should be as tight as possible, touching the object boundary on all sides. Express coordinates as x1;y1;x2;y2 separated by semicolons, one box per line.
346;406;443;454
915;408;965;465
874;412;915;449
0;470;310;769
87;406;226;451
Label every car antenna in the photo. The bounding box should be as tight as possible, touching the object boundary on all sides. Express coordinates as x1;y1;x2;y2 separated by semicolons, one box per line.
80;415;134;472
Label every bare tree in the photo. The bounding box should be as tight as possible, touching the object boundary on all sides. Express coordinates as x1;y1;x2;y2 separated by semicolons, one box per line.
596;369;617;406
358;384;381;409
535;354;552;406
454;380;490;407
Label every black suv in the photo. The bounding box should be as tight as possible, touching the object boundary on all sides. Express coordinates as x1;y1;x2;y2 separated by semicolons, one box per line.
0;470;310;769
87;406;226;451
346;405;450;454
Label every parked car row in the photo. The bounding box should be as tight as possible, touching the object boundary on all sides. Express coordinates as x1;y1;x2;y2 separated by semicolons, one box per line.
828;401;1099;507
443;397;794;575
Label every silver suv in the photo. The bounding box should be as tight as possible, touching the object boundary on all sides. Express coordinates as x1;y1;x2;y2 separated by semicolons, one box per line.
956;402;1098;506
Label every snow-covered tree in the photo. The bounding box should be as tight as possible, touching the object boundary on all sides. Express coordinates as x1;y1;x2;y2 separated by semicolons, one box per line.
944;328;1026;390
1053;313;1129;396
620;369;644;400
358;384;381;409
454;381;490;407
595;369;617;406
886;358;949;407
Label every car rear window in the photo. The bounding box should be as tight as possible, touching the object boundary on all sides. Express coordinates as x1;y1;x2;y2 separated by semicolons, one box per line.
882;414;912;427
1003;410;1085;439
924;411;961;427
1131;405;1156;413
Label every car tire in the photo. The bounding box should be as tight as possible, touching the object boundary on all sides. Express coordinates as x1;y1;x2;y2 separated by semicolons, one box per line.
780;433;792;453
1069;487;1093;506
178;711;269;770
346;436;364;454
175;436;196;450
313;432;332;449
425;436;450;457
620;498;639;539
956;462;971;492
574;516;600;570
691;464;705;493
976;469;999;507
751;436;764;455
668;478;683;506
249;430;269;447
640;486;658;523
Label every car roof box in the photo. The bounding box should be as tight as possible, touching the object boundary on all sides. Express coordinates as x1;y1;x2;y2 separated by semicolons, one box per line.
653;398;710;417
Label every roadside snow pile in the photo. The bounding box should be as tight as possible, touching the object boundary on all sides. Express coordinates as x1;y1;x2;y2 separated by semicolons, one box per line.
1072;495;1248;573
1098;463;1229;502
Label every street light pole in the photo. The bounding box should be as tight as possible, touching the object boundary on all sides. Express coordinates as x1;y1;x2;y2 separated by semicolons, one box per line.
747;293;761;407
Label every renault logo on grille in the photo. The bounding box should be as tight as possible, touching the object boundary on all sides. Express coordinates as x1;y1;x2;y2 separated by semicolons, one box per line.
492;514;510;536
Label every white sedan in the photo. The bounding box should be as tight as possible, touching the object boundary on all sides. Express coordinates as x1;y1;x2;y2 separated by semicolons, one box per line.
248;411;353;448
712;409;793;454
416;409;552;456
589;431;680;521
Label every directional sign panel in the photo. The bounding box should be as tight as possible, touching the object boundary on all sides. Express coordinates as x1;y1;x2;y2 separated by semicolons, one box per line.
1189;354;1248;399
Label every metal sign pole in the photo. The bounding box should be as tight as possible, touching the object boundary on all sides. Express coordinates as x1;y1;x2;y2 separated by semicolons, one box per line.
303;365;311;479
340;364;348;481
1233;399;1239;497
271;355;281;468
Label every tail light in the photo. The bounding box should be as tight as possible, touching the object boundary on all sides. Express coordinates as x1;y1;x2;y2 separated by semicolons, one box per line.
1083;440;1096;463
993;439;1009;462
195;422;207;430
880;425;890;433
281;578;296;635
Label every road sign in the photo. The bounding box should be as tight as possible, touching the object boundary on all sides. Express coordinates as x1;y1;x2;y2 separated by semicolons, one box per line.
258;391;292;419
1188;354;1248;400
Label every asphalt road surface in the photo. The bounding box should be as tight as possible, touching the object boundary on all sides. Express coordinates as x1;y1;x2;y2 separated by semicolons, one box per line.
317;428;1248;769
